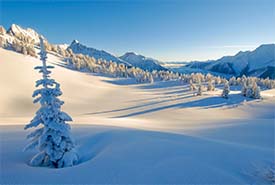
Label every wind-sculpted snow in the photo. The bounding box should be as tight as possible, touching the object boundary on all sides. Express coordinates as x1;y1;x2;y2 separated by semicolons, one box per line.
0;122;274;184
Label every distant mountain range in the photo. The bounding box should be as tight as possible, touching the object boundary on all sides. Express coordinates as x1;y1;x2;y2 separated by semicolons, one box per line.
2;24;167;72
68;40;130;66
183;44;275;79
68;40;166;71
1;24;275;78
119;52;166;71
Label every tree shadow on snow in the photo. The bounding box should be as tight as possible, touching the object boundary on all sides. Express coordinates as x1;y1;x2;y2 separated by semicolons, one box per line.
112;94;255;118
84;92;195;116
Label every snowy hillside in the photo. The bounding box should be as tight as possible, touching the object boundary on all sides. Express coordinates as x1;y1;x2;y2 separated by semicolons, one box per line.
1;48;275;184
185;44;275;79
120;52;167;71
68;40;130;65
1;23;275;184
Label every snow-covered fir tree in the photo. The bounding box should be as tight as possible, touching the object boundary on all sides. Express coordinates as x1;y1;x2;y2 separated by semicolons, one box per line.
241;83;248;96
189;80;197;91
24;37;78;168
229;77;237;86
207;80;215;91
221;82;230;99
197;83;203;96
251;82;261;99
245;81;261;99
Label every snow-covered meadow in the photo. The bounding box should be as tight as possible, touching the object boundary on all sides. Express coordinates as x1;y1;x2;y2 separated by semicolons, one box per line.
0;48;275;184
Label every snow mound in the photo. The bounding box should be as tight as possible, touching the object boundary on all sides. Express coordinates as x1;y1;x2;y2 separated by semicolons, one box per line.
1;123;274;184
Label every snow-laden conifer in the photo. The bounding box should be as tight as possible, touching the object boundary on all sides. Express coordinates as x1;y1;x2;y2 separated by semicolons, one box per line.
197;83;203;96
221;82;230;99
189;80;197;91
207;80;215;91
24;37;78;168
245;81;261;99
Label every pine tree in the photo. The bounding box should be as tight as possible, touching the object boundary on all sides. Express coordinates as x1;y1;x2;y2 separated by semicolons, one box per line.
24;37;78;168
207;80;215;91
148;73;154;84
221;82;230;99
189;80;196;91
245;81;261;99
197;83;203;96
241;83;247;96
252;82;261;99
229;76;236;86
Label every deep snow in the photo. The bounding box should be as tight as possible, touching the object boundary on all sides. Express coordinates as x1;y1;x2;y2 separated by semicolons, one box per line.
0;48;274;184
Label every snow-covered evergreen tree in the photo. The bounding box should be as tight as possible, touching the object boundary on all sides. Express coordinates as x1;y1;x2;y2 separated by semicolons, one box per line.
229;77;236;86
148;73;154;84
251;82;261;99
221;82;230;99
189;80;196;91
24;37;78;168
245;82;261;99
197;83;203;96
207;80;215;91
241;83;247;96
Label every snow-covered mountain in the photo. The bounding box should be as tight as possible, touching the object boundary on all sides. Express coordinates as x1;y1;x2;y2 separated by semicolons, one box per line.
68;40;167;71
185;44;275;79
1;24;167;72
119;52;167;71
1;24;274;78
68;40;130;65
7;24;41;44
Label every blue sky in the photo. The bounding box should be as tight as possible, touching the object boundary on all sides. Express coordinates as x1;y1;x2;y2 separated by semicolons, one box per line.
1;0;274;61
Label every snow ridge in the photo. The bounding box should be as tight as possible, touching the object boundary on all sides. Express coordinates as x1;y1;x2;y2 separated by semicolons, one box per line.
120;52;167;72
7;24;42;44
68;40;130;66
186;44;275;79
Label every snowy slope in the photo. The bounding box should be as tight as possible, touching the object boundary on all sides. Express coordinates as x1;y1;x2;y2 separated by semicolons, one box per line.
0;48;275;184
186;44;275;78
120;52;167;71
1;121;274;184
68;40;130;65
